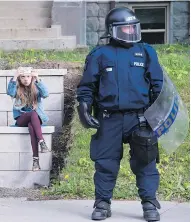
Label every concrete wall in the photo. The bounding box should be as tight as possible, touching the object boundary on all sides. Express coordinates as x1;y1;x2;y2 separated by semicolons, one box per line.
172;1;190;43
0;69;66;132
86;1;190;45
0;126;54;188
0;1;76;51
52;1;86;45
0;69;66;188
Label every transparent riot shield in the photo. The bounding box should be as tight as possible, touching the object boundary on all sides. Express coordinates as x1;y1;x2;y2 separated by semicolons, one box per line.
144;68;189;153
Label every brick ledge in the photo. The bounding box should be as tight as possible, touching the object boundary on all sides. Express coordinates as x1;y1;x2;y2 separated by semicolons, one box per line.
0;126;55;134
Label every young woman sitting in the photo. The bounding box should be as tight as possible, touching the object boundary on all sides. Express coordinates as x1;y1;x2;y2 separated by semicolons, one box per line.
7;67;50;171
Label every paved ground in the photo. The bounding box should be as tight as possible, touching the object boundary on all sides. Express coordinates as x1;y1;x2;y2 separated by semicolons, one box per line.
0;199;189;222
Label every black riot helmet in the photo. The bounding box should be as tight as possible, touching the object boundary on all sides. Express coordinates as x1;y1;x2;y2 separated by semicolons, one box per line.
101;7;141;44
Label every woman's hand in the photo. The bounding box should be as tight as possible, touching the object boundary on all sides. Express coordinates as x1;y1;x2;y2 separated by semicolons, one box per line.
13;67;22;81
31;70;40;82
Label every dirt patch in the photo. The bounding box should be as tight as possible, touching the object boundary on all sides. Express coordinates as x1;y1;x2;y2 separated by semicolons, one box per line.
31;61;83;178
10;60;83;70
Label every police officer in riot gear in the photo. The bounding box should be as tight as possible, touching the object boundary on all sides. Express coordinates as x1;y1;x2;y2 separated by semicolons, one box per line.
77;7;163;221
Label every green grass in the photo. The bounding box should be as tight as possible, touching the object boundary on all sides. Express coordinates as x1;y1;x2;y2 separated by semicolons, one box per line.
0;48;88;66
2;44;188;201
43;44;190;201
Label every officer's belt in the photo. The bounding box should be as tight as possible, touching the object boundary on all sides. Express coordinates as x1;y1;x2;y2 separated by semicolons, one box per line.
100;108;145;115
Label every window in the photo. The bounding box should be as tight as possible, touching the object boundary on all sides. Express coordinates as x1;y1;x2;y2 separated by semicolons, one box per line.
130;4;169;44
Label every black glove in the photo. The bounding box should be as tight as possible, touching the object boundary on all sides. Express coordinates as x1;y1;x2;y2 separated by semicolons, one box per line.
77;102;100;129
152;92;160;102
150;90;160;104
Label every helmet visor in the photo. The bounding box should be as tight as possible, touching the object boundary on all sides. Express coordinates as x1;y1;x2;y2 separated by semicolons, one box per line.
113;23;141;43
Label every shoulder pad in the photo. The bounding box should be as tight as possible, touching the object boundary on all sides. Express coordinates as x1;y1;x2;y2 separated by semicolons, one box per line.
88;46;104;56
142;42;155;51
141;42;150;47
141;43;159;63
87;45;107;58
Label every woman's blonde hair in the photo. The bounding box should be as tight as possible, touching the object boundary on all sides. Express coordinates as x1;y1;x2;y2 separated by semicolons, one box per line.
15;68;38;109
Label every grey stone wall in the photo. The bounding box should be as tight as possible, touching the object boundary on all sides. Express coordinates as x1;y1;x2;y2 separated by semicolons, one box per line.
172;1;190;43
86;1;190;45
86;2;110;45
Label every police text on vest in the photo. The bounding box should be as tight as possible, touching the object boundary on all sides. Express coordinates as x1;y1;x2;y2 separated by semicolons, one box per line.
133;62;144;67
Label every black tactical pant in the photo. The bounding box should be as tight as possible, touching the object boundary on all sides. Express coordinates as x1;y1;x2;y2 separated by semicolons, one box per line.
90;111;159;202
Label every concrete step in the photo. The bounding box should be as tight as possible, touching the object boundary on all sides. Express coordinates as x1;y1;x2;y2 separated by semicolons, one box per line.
0;126;54;134
0;18;51;28
1;69;67;78
0;126;54;188
0;1;53;8
0;152;52;171
0;7;51;18
7;111;64;132
0;27;61;39
0;126;54;153
0;36;76;51
0;171;50;188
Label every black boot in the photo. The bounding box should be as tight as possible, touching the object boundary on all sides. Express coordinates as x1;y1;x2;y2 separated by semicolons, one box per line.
142;200;161;221
91;201;112;220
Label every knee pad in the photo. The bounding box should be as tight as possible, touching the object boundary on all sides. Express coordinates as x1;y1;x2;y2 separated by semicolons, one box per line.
129;127;159;165
95;160;120;177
